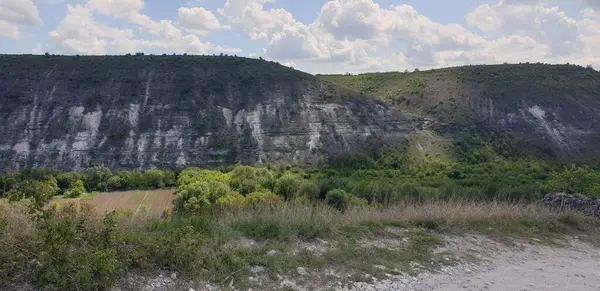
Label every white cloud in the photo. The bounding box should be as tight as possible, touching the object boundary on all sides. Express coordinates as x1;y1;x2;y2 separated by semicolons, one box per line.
218;0;297;40
48;0;228;55
0;0;42;39
179;6;228;35
49;4;135;54
466;2;580;56
87;0;143;19
22;0;600;73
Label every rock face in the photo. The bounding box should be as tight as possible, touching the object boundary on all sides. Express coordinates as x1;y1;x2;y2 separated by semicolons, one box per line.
543;193;600;217
322;64;600;158
0;55;415;172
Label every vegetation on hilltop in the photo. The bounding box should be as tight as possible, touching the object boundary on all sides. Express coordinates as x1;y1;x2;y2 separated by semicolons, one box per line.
319;63;600;124
0;53;363;108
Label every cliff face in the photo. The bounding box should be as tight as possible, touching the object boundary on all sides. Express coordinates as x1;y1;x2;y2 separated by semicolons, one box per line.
321;64;600;158
0;55;414;172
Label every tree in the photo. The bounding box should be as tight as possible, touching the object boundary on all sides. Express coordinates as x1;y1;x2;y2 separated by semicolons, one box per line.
64;180;87;198
84;166;112;191
274;174;303;201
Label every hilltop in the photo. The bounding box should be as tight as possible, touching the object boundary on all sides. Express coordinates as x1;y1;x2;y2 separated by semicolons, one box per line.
321;64;600;159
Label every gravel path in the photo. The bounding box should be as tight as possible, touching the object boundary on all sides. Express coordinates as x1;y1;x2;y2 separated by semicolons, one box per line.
339;236;600;291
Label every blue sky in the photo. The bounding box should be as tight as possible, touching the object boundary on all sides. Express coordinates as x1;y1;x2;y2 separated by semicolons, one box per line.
1;0;598;73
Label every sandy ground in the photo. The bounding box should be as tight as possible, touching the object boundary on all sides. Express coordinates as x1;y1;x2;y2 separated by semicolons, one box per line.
431;240;600;291
338;236;600;291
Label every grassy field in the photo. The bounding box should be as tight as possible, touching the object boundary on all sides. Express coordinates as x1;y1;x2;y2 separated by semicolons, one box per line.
52;189;174;218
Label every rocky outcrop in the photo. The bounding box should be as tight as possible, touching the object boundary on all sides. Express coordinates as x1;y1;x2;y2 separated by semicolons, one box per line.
543;193;600;217
0;55;416;172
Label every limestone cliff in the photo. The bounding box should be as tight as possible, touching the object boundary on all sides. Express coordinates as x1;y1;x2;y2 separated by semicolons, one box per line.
0;55;415;171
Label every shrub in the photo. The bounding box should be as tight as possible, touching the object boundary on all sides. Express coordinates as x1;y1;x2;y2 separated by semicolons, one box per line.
173;181;235;215
84;166;112;191
64;180;87;198
107;175;125;191
177;168;231;188
231;219;286;240
229;165;275;195
325;189;367;212
215;192;246;207
6;179;57;206
35;205;118;291
246;190;282;208
141;169;166;189
274;174;303;201
56;172;84;192
296;181;320;201
542;165;600;197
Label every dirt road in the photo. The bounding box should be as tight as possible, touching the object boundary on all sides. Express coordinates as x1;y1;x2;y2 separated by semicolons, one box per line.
341;236;600;291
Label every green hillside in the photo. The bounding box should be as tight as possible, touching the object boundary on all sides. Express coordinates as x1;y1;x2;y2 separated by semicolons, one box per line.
319;63;600;125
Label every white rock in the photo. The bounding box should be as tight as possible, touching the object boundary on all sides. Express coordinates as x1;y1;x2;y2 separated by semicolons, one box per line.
170;273;177;280
297;267;309;276
250;266;266;273
188;288;196;291
267;250;279;256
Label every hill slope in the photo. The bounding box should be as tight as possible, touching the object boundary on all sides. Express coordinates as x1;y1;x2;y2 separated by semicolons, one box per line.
0;55;415;172
321;64;600;158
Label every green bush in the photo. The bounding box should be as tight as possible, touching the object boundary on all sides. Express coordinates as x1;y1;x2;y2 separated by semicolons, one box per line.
35;206;118;291
325;189;367;212
177;168;231;187
83;166;112;191
231;219;287;240
215;192;246;207
229;165;275;195
141;169;166;189
542;165;600;197
56;172;84;192
274;173;303;201
246;190;283;208
173;181;235;215
64;180;87;198
6;179;58;207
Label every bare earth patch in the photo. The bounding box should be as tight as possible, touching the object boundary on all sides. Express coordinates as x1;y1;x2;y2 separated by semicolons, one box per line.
108;233;600;291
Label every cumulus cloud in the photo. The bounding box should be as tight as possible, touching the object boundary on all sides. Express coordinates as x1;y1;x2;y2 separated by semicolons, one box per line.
31;0;600;72
467;2;580;56
179;6;228;35
0;0;42;39
49;4;135;54
48;0;237;55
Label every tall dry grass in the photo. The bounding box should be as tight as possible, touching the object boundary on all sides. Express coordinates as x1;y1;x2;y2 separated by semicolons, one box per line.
205;199;556;233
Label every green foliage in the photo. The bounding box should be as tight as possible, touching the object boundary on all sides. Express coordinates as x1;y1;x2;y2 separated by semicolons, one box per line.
6;179;57;207
56;172;85;192
141;169;166;189
215;192;246;207
231;219;287;240
173;181;235;215
246;190;283;208
35;205;118;291
325;189;367;212
229;165;275;195
84;166;112;192
274;173;304;201
177;167;231;188
64;180;87;198
543;165;600;197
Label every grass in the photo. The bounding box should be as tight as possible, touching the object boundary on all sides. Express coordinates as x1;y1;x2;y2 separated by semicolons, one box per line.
319;63;600;125
1;198;599;290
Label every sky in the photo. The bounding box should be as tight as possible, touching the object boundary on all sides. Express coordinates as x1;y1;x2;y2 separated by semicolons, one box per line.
1;0;600;74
